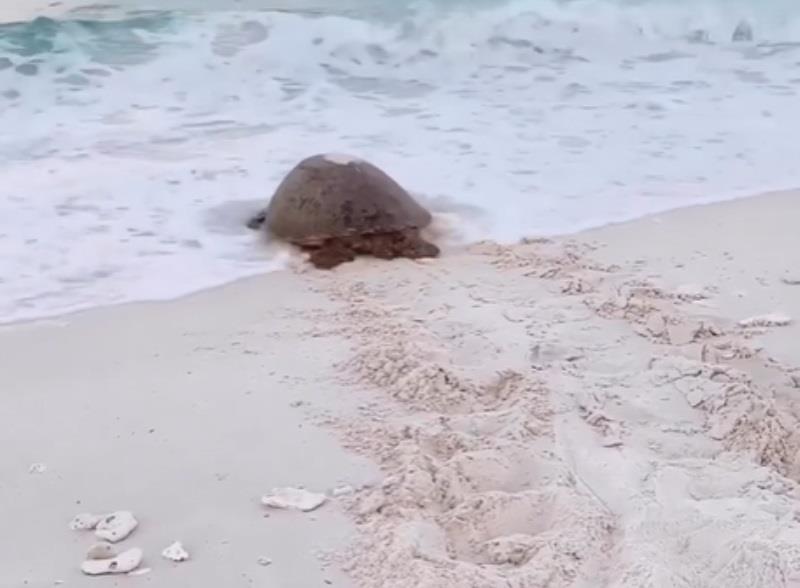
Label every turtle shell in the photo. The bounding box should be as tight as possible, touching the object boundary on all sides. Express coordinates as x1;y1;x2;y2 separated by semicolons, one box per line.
264;154;432;245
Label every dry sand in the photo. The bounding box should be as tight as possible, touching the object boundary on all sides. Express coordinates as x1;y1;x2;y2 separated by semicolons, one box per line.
2;190;800;587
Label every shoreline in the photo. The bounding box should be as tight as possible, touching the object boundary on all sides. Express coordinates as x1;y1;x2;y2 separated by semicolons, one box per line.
3;187;795;330
3;188;800;586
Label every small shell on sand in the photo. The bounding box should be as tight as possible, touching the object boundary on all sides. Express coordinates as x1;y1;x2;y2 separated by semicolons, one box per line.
738;313;793;328
69;513;101;531
331;484;355;497
28;463;47;474
674;283;709;300
81;547;143;576
162;541;190;562
95;511;138;543
86;542;116;560
261;487;328;512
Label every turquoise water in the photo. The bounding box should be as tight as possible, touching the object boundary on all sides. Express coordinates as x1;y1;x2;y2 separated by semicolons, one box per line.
1;0;800;321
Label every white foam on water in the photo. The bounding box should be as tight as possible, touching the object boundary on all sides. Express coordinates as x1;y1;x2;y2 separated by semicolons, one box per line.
1;0;800;322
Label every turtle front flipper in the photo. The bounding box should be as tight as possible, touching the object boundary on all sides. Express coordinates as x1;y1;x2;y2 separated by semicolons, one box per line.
306;239;357;269
401;231;440;259
355;229;439;260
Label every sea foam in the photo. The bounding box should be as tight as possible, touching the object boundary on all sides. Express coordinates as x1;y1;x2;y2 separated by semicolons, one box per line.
1;0;799;321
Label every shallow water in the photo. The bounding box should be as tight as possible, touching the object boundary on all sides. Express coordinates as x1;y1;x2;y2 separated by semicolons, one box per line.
2;0;799;322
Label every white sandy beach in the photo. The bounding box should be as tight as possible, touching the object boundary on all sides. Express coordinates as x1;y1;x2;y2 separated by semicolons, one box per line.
2;190;800;587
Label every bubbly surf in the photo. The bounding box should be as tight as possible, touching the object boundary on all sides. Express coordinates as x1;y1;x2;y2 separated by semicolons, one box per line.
1;0;799;322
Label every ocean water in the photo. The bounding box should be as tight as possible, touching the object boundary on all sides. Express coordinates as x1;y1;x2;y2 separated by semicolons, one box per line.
1;0;799;322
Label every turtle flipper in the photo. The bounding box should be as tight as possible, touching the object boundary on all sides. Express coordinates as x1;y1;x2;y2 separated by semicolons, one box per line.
307;240;356;269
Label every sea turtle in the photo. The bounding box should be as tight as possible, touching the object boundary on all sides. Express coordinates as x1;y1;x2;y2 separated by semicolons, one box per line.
247;153;440;269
